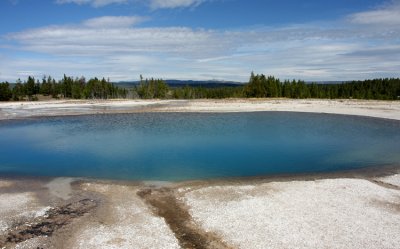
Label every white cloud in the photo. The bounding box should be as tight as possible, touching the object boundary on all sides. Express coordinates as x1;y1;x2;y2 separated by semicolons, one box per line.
149;0;205;9
349;1;400;26
56;0;128;7
5;25;215;57
2;1;400;82
83;16;147;28
55;0;208;9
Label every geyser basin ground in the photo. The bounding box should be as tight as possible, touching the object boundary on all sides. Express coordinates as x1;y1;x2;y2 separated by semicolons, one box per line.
0;99;400;249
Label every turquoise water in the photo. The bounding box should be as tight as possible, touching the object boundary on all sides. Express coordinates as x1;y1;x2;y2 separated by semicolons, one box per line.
0;112;399;181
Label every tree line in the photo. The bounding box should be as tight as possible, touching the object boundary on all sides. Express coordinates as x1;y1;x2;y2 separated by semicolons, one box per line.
1;73;399;101
243;73;400;100
0;75;127;101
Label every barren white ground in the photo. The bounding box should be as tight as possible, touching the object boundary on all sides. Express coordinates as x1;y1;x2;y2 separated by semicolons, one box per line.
0;179;182;249
0;180;50;236
181;175;400;249
71;183;181;249
0;99;400;120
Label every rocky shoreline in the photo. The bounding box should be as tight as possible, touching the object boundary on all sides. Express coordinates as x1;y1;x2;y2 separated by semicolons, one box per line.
0;166;399;249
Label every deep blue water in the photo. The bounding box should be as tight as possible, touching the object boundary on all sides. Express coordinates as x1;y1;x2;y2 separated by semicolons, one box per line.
0;112;399;181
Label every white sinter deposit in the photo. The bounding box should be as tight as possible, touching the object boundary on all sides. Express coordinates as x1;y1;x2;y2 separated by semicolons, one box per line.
377;174;400;188
71;183;181;249
1;99;400;120
0;192;50;234
182;178;400;249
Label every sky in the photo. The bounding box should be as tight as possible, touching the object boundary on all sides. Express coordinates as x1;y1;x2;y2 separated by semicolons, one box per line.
0;0;399;82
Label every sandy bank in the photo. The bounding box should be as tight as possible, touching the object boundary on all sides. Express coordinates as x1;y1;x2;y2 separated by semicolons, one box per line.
182;176;400;249
0;99;399;120
0;171;399;249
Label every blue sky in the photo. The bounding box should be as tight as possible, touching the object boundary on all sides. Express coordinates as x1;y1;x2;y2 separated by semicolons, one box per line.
1;0;399;82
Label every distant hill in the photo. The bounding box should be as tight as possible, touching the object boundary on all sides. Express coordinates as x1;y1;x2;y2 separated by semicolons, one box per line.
309;81;346;85
116;80;244;88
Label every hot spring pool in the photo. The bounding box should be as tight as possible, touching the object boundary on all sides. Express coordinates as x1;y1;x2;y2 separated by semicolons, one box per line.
0;112;399;181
